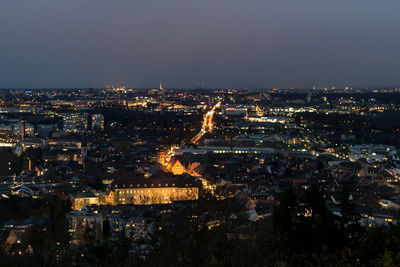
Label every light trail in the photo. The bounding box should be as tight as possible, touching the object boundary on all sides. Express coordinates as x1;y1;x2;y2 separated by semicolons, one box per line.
190;101;221;144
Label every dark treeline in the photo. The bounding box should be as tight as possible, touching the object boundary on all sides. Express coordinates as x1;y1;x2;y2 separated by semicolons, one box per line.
140;186;400;267
2;186;400;266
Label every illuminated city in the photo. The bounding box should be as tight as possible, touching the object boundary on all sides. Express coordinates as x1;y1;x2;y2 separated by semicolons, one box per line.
1;1;400;266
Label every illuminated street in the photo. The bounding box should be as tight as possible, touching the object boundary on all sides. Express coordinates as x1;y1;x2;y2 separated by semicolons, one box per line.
191;101;221;144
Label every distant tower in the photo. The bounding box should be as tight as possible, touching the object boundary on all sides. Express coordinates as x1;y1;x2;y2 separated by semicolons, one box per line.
160;81;163;91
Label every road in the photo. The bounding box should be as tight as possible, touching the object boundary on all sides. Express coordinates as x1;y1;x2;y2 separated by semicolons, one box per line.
191;102;221;144
162;101;221;166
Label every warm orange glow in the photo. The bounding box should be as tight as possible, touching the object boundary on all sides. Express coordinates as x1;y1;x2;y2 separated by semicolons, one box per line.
191;101;220;143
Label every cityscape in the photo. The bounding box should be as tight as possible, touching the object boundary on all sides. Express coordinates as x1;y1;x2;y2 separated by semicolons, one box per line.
2;1;400;266
0;87;400;265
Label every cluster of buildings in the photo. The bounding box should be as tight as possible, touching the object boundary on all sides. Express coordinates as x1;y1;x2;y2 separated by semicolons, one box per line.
0;112;103;140
1;87;400;257
349;144;398;162
63;113;104;133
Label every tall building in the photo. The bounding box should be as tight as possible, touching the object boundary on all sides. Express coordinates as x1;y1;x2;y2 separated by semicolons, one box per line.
63;113;88;133
13;121;34;139
91;114;104;131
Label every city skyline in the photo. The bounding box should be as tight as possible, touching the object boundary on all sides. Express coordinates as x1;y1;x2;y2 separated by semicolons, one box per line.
2;1;400;265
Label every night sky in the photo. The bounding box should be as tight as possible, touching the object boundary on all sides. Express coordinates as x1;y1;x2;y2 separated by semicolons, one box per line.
1;0;399;89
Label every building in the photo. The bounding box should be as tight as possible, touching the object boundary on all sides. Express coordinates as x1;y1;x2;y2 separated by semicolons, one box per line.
91;114;104;131
66;209;103;244
109;213;148;239
112;177;199;205
330;206;400;228
12;121;34;138
158;150;166;166
165;157;202;177
349;144;397;162
225;107;248;116
244;116;292;124
174;146;313;157
70;176;200;210
63;113;88;133
70;192;99;210
1;218;40;255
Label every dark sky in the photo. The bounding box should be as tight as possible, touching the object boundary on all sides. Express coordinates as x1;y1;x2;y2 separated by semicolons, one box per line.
1;0;399;89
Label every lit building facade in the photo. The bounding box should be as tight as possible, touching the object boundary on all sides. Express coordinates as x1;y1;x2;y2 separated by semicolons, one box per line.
114;185;198;205
63;113;88;133
165;158;202;177
70;192;99;210
12;122;34;138
91;113;104;131
70;177;200;210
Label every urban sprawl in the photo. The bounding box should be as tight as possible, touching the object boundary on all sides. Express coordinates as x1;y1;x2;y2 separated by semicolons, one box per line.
1;86;400;265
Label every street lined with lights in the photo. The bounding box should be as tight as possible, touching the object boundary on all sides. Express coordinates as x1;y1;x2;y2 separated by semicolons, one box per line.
191;101;221;144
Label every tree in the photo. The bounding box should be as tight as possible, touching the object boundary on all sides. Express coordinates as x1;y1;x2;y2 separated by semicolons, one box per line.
103;219;111;238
